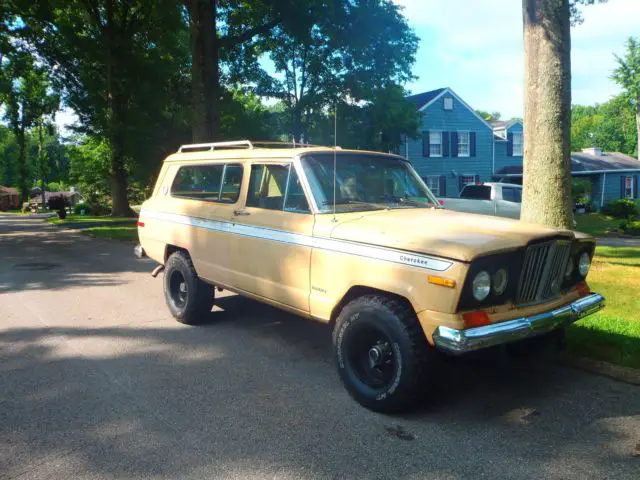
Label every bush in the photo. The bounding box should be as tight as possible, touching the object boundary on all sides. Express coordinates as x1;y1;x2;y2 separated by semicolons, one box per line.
602;199;638;219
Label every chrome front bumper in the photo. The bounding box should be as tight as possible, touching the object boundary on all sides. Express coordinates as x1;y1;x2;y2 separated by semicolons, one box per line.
432;293;605;354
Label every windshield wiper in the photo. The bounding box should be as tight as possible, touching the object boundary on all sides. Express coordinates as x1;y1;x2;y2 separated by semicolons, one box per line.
380;197;432;208
321;200;385;210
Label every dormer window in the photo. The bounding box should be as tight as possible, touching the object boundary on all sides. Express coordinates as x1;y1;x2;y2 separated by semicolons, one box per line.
443;97;453;110
512;132;523;156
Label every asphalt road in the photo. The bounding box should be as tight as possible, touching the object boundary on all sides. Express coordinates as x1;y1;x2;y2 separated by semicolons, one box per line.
1;217;639;479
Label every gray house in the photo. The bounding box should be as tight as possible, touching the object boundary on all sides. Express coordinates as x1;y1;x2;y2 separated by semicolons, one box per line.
401;87;640;209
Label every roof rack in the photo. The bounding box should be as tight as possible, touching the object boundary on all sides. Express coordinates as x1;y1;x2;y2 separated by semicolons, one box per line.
177;140;253;153
177;140;340;153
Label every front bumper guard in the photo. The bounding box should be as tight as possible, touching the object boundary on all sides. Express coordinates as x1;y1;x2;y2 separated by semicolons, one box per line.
433;293;605;354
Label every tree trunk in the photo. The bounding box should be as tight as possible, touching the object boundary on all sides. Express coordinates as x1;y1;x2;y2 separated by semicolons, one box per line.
291;105;302;143
189;0;220;142
106;0;133;217
16;127;28;204
38;122;46;208
520;0;573;229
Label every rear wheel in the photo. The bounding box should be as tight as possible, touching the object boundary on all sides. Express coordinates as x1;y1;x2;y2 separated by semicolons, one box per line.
163;251;215;325
332;295;436;413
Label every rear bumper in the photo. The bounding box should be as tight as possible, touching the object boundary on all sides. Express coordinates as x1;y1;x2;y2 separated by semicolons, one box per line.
432;293;605;354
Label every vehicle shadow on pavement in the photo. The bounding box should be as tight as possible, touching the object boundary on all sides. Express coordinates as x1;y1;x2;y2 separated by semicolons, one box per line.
2;298;639;479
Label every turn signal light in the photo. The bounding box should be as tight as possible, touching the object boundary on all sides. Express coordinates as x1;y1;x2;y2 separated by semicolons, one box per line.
428;275;456;288
577;282;590;297
462;311;491;328
136;221;145;227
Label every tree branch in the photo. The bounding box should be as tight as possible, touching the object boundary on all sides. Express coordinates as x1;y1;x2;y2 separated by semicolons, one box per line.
219;19;279;48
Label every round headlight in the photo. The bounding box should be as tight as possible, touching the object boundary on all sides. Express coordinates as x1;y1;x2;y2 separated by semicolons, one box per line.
492;268;509;295
578;252;591;277
565;256;574;277
472;271;491;301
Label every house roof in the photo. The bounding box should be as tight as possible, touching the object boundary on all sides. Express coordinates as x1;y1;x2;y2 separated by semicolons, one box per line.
571;152;640;172
407;87;494;131
31;191;81;203
494;152;640;176
406;88;447;109
0;186;19;195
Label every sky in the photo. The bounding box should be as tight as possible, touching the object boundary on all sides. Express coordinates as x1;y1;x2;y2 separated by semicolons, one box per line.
55;0;638;130
393;0;640;119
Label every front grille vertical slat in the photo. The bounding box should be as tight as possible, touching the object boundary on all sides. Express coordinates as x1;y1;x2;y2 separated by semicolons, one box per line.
517;240;571;306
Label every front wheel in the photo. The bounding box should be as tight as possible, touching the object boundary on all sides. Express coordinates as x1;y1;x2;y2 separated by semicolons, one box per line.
332;295;436;413
163;251;215;325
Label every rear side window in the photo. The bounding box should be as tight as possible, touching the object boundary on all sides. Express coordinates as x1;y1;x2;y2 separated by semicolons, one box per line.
247;164;310;213
171;164;242;203
460;185;491;200
502;187;522;203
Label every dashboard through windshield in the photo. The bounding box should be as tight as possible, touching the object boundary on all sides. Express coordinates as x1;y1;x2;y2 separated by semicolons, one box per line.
300;153;438;213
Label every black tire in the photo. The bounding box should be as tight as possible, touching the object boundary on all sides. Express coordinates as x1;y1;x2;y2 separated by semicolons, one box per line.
332;295;436;413
163;251;215;325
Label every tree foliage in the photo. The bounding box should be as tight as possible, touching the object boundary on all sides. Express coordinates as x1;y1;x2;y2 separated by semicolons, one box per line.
475;110;502;122
2;0;425;209
0;49;59;201
260;0;419;143
12;0;189;215
612;36;640;159
571;95;638;156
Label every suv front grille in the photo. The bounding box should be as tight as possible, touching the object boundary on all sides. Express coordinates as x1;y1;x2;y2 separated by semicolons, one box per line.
516;240;572;305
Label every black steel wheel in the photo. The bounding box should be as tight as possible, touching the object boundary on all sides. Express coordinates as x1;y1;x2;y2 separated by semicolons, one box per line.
332;295;437;413
163;251;215;325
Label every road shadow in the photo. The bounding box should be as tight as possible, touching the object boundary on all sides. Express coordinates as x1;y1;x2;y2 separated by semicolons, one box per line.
2;298;639;479
0;219;152;294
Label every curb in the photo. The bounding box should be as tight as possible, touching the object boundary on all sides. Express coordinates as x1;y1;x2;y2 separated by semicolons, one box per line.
560;355;640;386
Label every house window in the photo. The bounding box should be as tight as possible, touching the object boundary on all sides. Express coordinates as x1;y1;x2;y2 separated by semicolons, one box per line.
457;132;470;157
624;176;634;199
512;132;523;156
429;132;442;157
424;176;440;196
460;174;476;187
443;97;453;110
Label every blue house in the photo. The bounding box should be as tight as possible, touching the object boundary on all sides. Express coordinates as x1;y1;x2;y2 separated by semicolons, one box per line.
402;87;640;209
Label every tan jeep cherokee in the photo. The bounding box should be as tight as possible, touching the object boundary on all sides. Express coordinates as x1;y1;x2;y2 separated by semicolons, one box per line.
137;140;605;412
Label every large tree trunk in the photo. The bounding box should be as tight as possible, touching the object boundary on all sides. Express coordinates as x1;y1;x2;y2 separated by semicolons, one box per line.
291;105;302;143
16;127;28;204
106;0;133;217
521;0;573;229
189;0;220;142
38;122;46;208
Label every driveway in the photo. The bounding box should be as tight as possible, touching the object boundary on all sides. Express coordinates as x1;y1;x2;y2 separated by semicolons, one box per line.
597;236;640;247
1;217;639;479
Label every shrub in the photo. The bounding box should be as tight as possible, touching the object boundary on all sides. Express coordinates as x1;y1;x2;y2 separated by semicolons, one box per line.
74;203;91;215
602;199;638;219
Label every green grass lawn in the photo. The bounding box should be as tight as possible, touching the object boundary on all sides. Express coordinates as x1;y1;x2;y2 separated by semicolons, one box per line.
48;214;136;224
575;213;640;237
81;224;139;243
566;245;640;369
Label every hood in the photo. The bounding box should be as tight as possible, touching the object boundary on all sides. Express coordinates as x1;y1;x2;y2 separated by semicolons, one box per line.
329;209;576;262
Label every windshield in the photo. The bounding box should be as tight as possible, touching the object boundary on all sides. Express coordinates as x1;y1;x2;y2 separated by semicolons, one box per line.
300;153;439;213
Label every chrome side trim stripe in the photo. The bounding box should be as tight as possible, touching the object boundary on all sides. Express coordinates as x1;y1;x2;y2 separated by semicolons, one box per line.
141;209;453;272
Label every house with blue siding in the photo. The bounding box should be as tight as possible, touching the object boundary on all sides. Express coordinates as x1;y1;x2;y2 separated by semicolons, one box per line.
402;87;640;209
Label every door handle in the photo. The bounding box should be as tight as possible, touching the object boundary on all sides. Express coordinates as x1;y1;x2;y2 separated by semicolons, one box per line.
233;209;250;216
